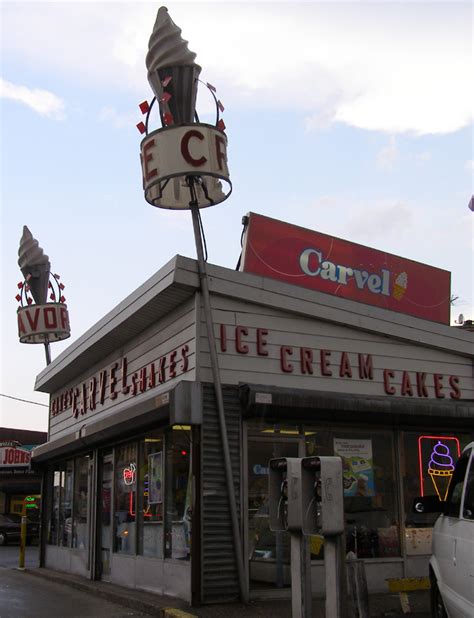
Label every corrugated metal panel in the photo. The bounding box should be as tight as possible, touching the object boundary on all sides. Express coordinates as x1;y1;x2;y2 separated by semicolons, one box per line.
201;384;242;603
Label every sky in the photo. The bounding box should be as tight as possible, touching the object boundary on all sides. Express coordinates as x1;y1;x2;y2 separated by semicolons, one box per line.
1;1;473;433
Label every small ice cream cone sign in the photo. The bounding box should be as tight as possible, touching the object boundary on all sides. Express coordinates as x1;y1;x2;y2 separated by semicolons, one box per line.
16;226;70;350
393;272;408;301
138;6;231;210
428;441;455;501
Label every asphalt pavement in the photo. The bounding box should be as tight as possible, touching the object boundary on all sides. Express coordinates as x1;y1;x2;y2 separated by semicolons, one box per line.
0;547;431;617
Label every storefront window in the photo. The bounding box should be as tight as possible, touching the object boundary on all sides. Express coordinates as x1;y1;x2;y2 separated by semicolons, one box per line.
248;430;300;589
72;455;89;550
138;432;164;558
59;460;74;547
164;426;191;560
247;421;401;591
305;428;400;560
48;469;61;545
114;443;137;555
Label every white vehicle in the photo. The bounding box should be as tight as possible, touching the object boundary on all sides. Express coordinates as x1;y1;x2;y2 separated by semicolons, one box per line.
414;442;474;618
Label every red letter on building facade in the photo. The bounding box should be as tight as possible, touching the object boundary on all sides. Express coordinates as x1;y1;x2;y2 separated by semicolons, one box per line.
320;350;332;376
449;375;461;399
280;346;294;373
358;354;373;380
109;362;119;399
300;348;313;374
256;328;269;356
401;371;414;396
434;374;445;398
235;326;249;354
220;324;227;352
383;369;396;395
416;373;429;397
339;352;353;378
169;351;177;378
181;345;190;372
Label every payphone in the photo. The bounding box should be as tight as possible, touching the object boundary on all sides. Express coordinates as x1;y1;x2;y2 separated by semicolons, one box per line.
301;455;344;536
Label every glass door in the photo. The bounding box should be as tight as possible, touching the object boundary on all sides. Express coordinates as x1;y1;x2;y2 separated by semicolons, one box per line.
247;435;301;590
98;450;113;581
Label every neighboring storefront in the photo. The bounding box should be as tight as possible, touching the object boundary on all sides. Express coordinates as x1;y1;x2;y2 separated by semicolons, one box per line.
32;250;474;604
0;428;46;517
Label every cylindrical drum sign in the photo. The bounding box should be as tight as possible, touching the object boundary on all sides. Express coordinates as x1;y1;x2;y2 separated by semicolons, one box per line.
17;303;71;344
140;123;232;209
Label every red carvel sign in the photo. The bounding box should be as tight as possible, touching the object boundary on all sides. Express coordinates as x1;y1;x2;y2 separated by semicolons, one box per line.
241;213;451;324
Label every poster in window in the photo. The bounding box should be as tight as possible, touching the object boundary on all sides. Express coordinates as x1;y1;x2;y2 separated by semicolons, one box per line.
334;438;375;497
148;452;163;505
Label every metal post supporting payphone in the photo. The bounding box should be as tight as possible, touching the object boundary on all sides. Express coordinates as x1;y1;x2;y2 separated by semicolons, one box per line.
269;458;312;618
301;456;347;618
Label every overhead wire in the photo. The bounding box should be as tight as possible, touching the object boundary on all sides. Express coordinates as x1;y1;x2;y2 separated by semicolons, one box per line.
0;393;48;407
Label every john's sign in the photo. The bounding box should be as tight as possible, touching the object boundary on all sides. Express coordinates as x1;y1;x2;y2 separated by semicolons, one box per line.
241;213;451;324
0;444;31;468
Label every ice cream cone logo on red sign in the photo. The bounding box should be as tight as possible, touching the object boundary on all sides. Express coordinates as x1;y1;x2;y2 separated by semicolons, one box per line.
393;272;408;301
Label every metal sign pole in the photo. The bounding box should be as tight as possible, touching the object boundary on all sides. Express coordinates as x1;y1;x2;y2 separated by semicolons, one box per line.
44;338;51;366
189;193;248;603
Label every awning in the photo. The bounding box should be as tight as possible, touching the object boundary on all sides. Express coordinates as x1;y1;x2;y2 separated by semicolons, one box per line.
32;381;202;464
239;383;474;428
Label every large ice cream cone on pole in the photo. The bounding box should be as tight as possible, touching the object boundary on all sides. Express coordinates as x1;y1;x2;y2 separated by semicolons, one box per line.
18;226;51;305
428;441;455;501
146;6;201;125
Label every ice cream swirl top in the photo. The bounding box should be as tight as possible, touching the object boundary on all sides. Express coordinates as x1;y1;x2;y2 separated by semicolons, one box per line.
428;441;454;471
18;226;50;275
146;6;201;73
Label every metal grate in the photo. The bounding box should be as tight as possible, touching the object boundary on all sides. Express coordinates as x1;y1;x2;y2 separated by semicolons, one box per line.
201;384;242;603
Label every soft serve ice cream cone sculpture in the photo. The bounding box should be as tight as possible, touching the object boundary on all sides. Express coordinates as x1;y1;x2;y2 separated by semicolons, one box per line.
18;226;51;306
428;441;455;501
146;6;201;125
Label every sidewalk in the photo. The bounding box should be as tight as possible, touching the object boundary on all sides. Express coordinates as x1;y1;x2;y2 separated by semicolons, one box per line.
24;567;430;617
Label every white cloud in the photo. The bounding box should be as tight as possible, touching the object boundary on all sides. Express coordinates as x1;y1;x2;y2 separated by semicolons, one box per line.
2;3;473;135
377;136;398;171
98;106;136;129
344;201;415;243
0;78;65;119
465;160;474;172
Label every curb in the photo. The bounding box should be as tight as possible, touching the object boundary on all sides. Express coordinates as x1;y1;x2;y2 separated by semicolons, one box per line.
23;567;190;617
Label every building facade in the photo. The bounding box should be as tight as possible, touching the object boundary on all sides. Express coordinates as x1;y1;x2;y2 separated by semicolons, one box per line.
32;255;474;604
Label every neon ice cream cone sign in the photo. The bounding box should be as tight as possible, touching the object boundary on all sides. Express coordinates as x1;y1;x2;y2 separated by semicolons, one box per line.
137;6;231;210
428;442;455;500
418;435;460;501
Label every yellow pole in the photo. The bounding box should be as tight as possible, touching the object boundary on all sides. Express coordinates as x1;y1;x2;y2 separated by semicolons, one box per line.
19;500;27;569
